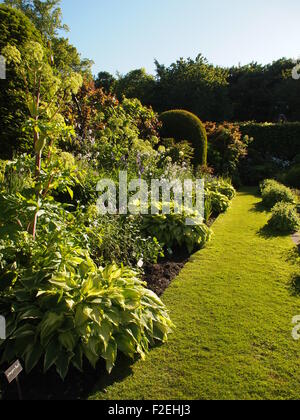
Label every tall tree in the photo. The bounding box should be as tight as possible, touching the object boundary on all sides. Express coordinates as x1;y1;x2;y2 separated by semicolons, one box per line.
0;4;42;158
4;0;68;40
95;71;116;93
114;68;156;105
3;40;82;238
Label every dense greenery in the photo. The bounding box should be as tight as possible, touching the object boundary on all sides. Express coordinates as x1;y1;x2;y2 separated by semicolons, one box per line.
0;5;238;387
0;5;42;158
239;122;300;161
1;0;299;401
267;202;300;233
160;110;207;166
102;58;300;123
260;179;296;209
205;122;251;181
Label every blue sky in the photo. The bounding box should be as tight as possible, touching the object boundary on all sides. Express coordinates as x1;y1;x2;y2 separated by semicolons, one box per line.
61;0;300;76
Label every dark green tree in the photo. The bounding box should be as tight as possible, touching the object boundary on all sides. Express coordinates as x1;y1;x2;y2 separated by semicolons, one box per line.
95;71;116;93
154;55;231;121
114;68;156;105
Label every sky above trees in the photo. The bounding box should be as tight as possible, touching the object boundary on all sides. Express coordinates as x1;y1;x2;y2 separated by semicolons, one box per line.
56;0;300;76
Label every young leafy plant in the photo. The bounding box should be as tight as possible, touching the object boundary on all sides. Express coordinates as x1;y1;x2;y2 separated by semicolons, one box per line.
0;228;173;380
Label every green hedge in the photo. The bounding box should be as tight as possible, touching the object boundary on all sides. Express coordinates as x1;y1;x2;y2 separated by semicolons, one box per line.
159;110;207;165
238;122;300;161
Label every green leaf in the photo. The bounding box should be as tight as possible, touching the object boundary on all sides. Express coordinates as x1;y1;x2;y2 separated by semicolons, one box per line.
66;186;73;200
55;350;73;381
44;339;59;373
18;307;42;321
72;345;83;372
102;339;117;374
96;320;112;351
82;340;100;368
0;271;17;291
10;324;35;340
25;342;43;373
59;331;77;352
40;312;65;346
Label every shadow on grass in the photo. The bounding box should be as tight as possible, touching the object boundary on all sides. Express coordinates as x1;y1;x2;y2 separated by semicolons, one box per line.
257;225;290;239
2;353;134;401
288;274;300;297
237;187;261;199
252;202;266;213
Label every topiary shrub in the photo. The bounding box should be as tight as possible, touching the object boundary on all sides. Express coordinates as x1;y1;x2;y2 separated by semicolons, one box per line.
159;110;207;165
261;179;296;209
267;202;300;233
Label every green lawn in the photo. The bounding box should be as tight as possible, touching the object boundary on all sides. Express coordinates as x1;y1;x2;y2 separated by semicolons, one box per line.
90;188;300;401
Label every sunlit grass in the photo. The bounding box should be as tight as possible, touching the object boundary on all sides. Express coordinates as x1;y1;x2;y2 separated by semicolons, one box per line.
90;188;300;400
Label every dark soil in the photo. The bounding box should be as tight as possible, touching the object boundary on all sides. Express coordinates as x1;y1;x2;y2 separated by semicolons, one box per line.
143;247;190;296
142;217;216;297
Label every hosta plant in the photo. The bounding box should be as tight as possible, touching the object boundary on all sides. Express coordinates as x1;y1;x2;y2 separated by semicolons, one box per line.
0;232;173;380
142;202;212;254
206;179;236;201
205;190;231;214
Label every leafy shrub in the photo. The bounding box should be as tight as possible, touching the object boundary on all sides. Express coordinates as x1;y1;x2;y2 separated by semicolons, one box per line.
260;180;296;209
142;203;212;254
205;122;251;178
260;179;277;193
0;227;173;380
159;138;194;165
284;165;300;189
267;202;300;233
205;190;230;214
206;178;236;201
85;210;164;267
203;178;235;215
159;110;207;165
121;97;162;143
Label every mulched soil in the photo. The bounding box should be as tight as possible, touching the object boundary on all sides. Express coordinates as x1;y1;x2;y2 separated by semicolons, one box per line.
142;216;216;296
143;248;190;296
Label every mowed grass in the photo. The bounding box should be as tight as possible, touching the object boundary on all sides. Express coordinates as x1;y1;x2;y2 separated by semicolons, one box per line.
90;189;300;400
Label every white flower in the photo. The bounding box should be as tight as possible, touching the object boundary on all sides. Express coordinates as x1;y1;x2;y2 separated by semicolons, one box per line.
137;259;144;268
